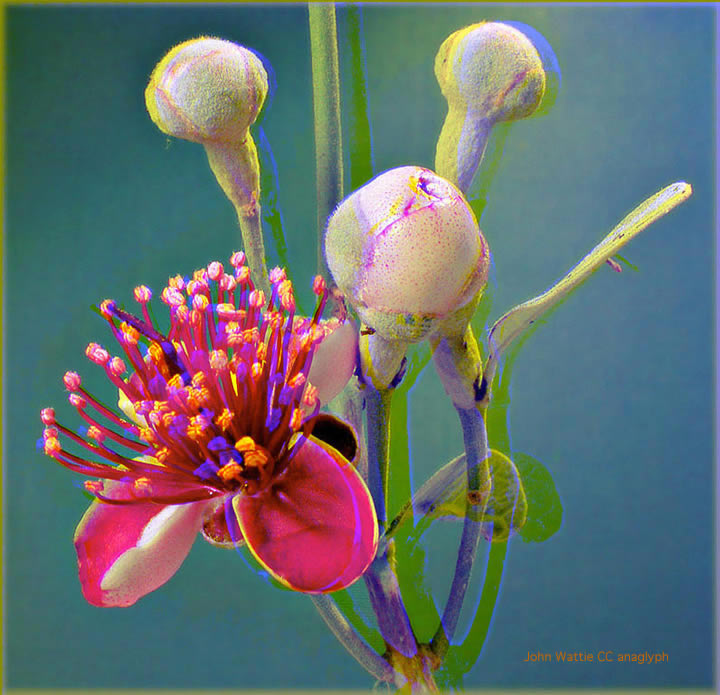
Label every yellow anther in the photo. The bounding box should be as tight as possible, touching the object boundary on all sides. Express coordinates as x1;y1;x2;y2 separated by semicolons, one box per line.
217;462;244;483
242;328;259;344
187;413;211;440
290;408;303;430
138;427;156;443
193;294;210;311
287;373;306;390
99;300;114;319
155;447;170;462
121;323;140;346
44;437;61;456
236;266;250;284
167;374;183;390
168;274;185;290
244;446;272;471
186;426;203;441
217;304;243;321
216;408;233;431
227;332;244;348
198;387;210;405
279;279;293;301
134;477;153;495
84;480;104;494
251;362;264;380
43;426;59;440
149;344;171;379
87;426;104;442
249;290;265;308
235;436;256;453
265;311;282;330
210;350;228;370
191;372;206;388
186;388;203;409
148;342;163;363
302;384;319;408
191;413;211;428
299;332;315;352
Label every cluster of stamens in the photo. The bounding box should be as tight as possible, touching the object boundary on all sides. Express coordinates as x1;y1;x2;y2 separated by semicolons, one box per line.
41;253;334;503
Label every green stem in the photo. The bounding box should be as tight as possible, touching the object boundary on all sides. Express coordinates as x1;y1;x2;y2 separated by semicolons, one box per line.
429;406;489;660
310;594;393;682
308;3;344;281
235;207;270;297
434;359;518;688
204;139;270;296
364;384;418;659
345;3;374;189
365;385;392;528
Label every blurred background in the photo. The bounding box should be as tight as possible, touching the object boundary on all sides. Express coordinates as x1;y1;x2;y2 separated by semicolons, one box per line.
5;4;714;690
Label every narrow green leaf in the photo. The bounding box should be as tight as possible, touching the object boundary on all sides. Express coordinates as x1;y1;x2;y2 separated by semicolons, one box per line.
484;182;692;385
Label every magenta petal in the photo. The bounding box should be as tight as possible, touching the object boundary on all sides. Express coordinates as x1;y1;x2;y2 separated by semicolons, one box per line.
308;320;357;404
234;435;378;593
74;482;207;607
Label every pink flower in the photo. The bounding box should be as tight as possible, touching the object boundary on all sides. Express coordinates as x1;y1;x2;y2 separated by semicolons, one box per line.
41;253;377;606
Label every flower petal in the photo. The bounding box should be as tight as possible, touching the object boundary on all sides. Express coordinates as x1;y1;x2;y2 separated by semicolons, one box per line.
74;482;207;607
233;435;378;593
309;320;357;404
200;495;245;548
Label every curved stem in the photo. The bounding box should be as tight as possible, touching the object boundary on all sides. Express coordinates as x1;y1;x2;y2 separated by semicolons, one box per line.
430;405;489;659
311;594;394;683
308;3;344;282
437;353;519;680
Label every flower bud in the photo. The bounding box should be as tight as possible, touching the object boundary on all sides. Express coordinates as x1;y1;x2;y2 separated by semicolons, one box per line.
324;166;489;343
145;37;268;144
145;36;271;294
435;22;546;191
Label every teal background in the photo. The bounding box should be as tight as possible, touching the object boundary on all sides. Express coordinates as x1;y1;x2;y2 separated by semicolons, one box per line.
5;3;715;690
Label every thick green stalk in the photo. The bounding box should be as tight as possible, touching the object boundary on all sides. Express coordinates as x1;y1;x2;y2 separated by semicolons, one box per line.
365;385;392;529
364;385;418;661
308;3;344;281
344;4;374;190
388;346;442;643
